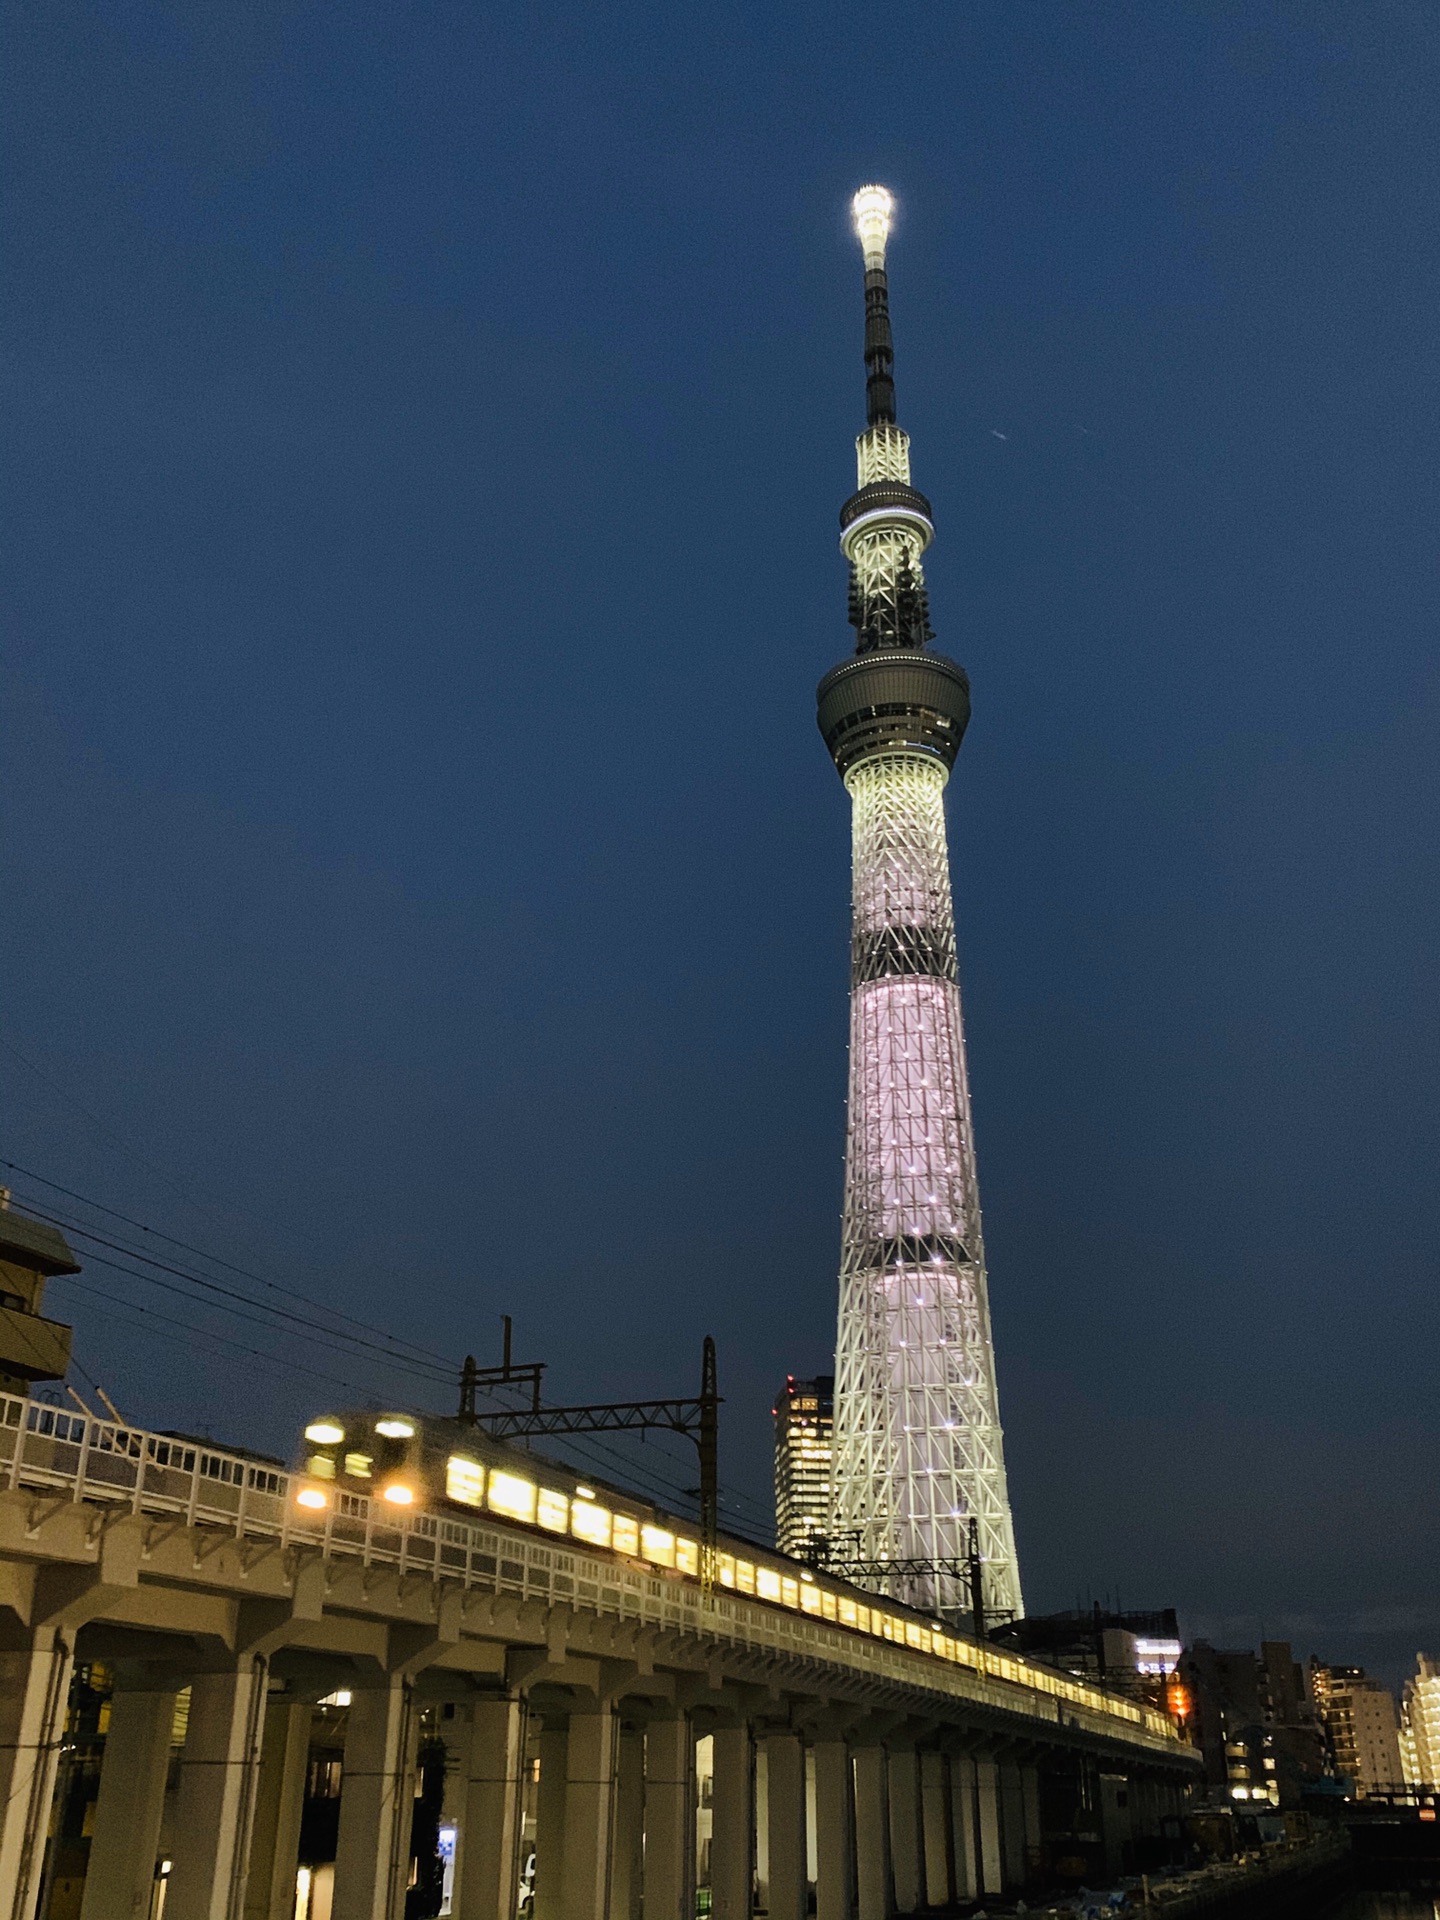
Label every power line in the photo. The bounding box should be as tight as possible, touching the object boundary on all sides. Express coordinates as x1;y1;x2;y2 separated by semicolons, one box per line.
7;1163;775;1533
0;1156;453;1370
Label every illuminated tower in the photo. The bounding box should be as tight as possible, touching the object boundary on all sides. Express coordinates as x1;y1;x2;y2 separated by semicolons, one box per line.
818;187;1022;1625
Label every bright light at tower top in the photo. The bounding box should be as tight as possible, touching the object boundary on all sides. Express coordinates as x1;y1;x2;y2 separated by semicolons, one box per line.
852;184;895;266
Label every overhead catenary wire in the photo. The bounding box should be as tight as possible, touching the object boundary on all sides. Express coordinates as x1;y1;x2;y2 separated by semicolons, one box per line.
7;1166;776;1535
0;1156;452;1370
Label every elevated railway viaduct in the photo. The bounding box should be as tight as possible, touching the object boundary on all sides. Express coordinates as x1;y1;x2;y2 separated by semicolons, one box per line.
0;1394;1198;1920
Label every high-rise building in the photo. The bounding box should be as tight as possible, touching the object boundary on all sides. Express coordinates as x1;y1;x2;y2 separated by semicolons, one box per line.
1311;1661;1404;1794
818;187;1021;1625
1179;1639;1327;1808
772;1374;834;1559
1403;1655;1440;1786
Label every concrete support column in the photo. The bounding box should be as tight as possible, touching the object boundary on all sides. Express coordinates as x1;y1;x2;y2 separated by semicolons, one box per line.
1021;1760;1042;1877
243;1695;311;1920
948;1751;978;1900
609;1726;644;1920
532;1721;570;1920
167;1658;269;1920
999;1759;1027;1889
812;1738;853;1920
851;1748;888;1920
0;1628;76;1920
974;1754;1003;1895
561;1707;618;1920
331;1676;415;1920
762;1733;805;1920
709;1723;753;1919
458;1694;526;1920
919;1751;952;1908
643;1713;694;1920
78;1685;177;1920
886;1747;921;1915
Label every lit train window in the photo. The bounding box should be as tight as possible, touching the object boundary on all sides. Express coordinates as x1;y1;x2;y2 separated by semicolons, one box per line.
344;1452;373;1478
675;1539;699;1577
537;1489;568;1533
799;1583;822;1616
570;1501;612;1549
488;1470;538;1525
736;1561;755;1595
781;1578;799;1609
446;1457;486;1508
716;1554;735;1587
838;1596;857;1628
756;1567;781;1602
820;1591;837;1623
641;1526;675;1568
612;1513;640;1557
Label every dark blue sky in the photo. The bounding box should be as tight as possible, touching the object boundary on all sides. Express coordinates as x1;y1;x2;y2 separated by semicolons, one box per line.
3;2;1437;1680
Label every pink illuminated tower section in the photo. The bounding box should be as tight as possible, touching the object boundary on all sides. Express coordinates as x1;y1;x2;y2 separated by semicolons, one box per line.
816;188;1022;1625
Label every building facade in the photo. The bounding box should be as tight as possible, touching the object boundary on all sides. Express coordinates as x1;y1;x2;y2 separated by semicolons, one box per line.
773;1374;834;1559
1180;1640;1327;1809
1311;1661;1404;1795
819;186;1022;1627
1402;1655;1440;1787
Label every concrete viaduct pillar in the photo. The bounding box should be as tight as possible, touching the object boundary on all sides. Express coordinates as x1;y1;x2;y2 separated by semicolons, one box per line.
919;1749;952;1908
244;1691;312;1920
609;1721;645;1920
166;1657;270;1920
886;1743;922;1913
852;1744;889;1920
642;1711;695;1919
811;1734;854;1920
456;1692;527;1920
763;1730;806;1920
331;1674;417;1920
709;1721;754;1917
78;1683;177;1920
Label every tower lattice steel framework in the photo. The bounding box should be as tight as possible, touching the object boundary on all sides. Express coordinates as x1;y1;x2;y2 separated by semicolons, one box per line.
817;187;1023;1626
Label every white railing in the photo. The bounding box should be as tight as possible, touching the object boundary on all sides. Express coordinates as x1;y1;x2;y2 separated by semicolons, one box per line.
0;1393;1183;1755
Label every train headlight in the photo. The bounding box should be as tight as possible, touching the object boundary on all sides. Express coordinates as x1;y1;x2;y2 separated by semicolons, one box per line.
381;1482;415;1507
296;1485;329;1511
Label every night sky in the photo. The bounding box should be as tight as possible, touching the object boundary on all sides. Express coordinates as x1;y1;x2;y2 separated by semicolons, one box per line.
3;4;1437;1684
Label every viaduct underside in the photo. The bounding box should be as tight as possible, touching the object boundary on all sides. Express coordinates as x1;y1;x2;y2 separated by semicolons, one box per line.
0;1406;1196;1920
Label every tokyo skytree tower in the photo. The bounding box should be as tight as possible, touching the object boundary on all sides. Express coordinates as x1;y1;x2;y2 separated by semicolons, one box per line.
817;187;1023;1625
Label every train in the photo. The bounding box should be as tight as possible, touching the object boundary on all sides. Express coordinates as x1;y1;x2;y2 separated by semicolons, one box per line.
292;1401;1167;1738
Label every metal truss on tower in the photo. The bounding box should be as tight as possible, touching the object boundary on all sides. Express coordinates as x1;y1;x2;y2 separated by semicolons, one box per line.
816;188;1023;1628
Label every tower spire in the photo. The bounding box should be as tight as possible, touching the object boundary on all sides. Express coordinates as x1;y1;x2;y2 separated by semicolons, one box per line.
817;186;1023;1630
853;184;897;425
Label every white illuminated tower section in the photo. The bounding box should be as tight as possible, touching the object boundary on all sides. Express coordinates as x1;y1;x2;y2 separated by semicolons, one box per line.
818;188;1023;1625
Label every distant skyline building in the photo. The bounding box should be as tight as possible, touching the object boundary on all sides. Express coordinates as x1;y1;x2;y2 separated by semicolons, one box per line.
991;1606;1181;1706
1310;1660;1403;1794
818;187;1021;1625
1403;1655;1440;1786
772;1374;833;1559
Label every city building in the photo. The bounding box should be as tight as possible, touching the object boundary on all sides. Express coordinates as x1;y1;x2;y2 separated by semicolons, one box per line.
772;1373;834;1559
990;1607;1182;1706
1310;1661;1404;1794
1180;1640;1327;1809
0;1191;75;1393
819;185;1022;1626
1402;1655;1440;1786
